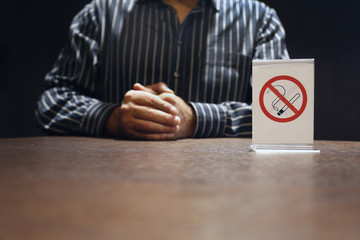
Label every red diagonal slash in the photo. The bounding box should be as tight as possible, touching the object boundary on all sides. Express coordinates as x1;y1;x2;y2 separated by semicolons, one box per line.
267;84;299;114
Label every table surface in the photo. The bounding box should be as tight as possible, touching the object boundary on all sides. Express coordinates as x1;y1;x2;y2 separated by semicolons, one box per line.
0;137;359;240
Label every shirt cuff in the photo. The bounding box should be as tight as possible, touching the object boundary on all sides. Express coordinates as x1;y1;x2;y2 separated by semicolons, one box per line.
80;101;119;137
189;102;226;138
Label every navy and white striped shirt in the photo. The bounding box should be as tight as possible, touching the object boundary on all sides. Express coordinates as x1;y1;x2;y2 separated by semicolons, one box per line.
35;0;288;138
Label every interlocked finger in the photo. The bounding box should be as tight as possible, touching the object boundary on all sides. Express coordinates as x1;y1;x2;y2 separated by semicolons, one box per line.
126;90;178;116
131;105;180;127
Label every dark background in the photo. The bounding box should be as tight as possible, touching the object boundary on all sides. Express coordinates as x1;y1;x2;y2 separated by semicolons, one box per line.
1;0;359;140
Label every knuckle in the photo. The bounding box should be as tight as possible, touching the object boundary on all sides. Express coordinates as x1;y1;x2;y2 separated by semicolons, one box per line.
144;108;154;119
120;104;130;113
160;93;173;102
145;95;155;106
163;104;171;113
166;114;175;123
124;90;136;101
158;82;167;89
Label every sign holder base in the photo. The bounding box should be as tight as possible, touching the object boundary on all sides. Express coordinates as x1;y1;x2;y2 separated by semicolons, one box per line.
251;144;320;153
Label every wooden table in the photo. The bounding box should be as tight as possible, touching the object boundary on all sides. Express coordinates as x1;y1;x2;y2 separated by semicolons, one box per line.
0;137;359;240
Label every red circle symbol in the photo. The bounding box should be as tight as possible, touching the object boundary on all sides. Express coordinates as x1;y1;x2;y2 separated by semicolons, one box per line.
259;75;307;123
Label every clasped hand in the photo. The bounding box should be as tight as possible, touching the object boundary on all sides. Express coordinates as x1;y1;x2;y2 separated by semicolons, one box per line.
105;82;196;140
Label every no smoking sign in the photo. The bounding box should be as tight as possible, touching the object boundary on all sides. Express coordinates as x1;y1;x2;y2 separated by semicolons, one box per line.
252;59;315;149
259;75;307;123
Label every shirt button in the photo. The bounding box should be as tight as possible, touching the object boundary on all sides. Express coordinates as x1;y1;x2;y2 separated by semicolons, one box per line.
174;72;180;78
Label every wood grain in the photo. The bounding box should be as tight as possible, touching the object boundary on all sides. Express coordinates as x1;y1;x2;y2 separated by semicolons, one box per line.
0;137;359;240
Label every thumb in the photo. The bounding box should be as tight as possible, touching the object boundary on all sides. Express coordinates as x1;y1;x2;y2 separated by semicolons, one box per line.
152;82;174;94
134;82;174;95
133;83;157;95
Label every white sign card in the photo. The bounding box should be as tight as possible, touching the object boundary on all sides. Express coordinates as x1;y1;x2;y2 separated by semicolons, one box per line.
251;59;319;153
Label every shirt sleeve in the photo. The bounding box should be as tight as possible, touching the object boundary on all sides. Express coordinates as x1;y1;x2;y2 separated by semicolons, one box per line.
190;4;289;138
189;101;252;138
35;1;118;137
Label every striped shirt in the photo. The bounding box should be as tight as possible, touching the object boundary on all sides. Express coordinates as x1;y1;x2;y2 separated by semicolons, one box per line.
35;0;289;138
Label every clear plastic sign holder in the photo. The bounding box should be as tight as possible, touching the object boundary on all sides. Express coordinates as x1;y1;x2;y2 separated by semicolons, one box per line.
250;144;320;153
251;59;320;153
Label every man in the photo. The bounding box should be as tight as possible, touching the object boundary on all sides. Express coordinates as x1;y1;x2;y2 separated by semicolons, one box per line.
35;0;289;140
